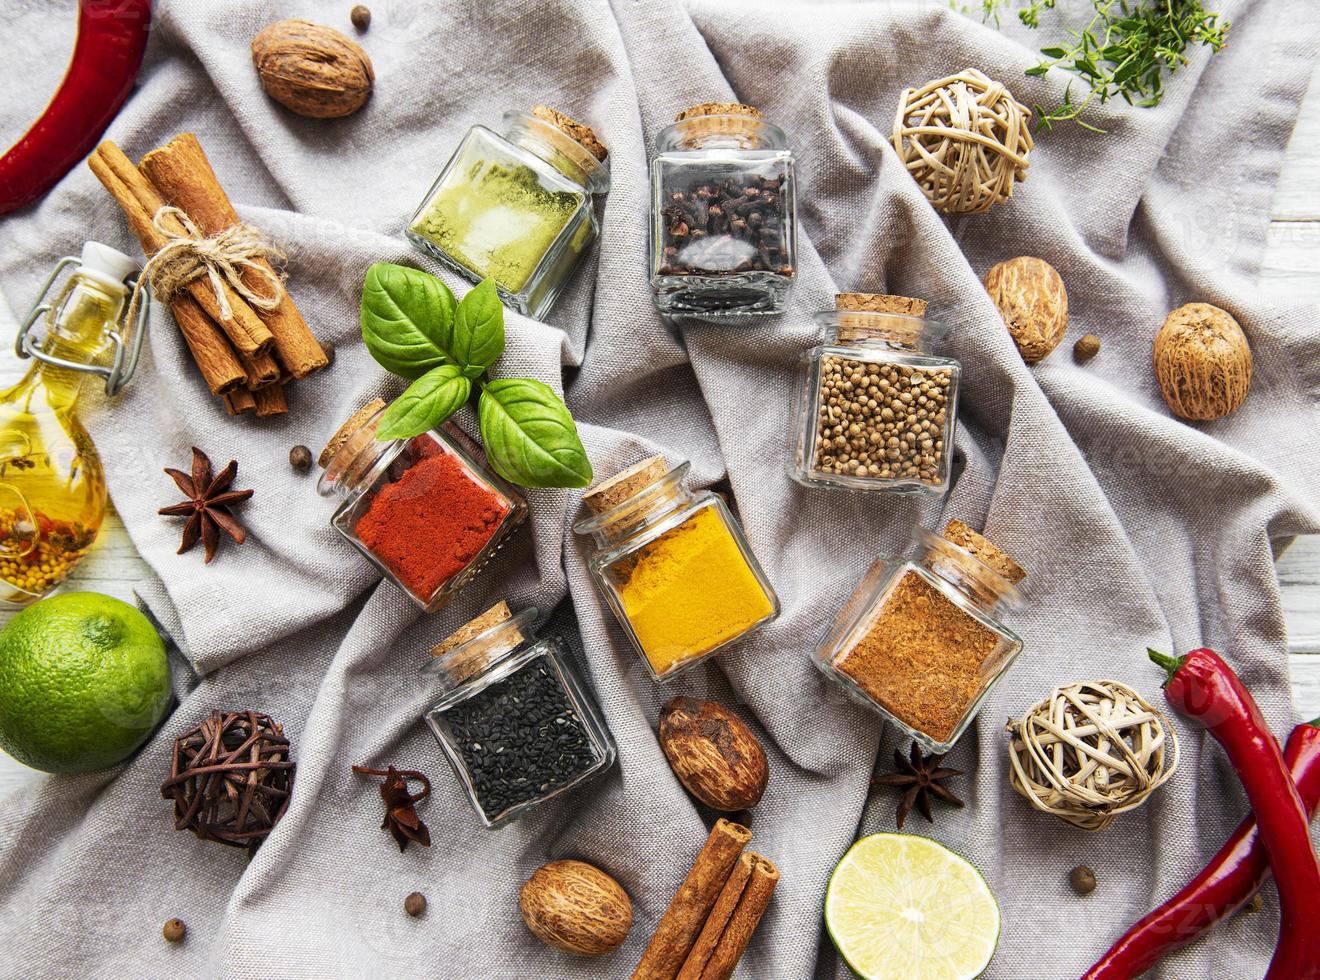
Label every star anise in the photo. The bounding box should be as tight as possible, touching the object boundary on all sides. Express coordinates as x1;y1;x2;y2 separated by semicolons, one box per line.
157;447;253;563
351;765;432;852
870;742;965;829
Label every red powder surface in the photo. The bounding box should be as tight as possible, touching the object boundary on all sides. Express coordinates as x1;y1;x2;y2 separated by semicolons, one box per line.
353;447;509;600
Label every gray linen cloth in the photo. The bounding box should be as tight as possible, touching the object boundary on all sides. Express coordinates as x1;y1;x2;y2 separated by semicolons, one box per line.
1;0;1318;977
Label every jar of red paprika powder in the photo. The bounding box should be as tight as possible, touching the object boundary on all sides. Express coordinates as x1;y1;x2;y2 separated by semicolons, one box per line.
317;399;528;611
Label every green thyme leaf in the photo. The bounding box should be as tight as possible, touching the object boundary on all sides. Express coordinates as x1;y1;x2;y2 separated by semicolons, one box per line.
452;279;505;378
376;365;471;440
478;378;592;488
360;263;457;379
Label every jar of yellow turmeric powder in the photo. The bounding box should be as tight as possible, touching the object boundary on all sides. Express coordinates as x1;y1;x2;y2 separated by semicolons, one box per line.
573;456;779;681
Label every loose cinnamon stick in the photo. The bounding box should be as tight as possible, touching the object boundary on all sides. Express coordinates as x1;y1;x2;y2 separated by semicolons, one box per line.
140;134;328;378
253;385;289;417
632;819;752;980
172;296;246;395
682;854;779;980
223;388;256;415
88;141;274;357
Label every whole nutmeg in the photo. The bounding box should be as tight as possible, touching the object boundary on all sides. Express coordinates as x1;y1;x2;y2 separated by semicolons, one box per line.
251;20;374;119
162;918;186;943
984;256;1069;364
519;860;632;956
658;696;768;811
1152;302;1252;421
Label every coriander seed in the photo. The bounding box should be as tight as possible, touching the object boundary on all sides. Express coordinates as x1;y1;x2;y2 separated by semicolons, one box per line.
350;5;371;31
162;918;186;943
1074;333;1100;363
289;445;313;473
404;891;427;917
1069;865;1097;895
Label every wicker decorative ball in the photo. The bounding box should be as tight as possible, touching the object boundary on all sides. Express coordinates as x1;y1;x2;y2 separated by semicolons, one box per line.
161;710;294;850
1006;680;1179;832
893;68;1034;214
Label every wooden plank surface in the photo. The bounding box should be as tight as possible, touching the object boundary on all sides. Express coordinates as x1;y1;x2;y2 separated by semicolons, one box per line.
0;67;1317;793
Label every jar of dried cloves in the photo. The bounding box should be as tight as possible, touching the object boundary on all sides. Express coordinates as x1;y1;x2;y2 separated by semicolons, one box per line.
317;400;527;612
406;106;609;320
422;602;617;828
814;520;1026;753
574;456;779;682
792;293;960;495
649;103;796;315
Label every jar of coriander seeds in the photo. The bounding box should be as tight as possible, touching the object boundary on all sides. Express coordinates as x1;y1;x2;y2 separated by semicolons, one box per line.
649;103;796;315
574;456;779;682
814;520;1026;753
422;602;617;829
406;106;609;320
792;293;960;495
317;399;527;612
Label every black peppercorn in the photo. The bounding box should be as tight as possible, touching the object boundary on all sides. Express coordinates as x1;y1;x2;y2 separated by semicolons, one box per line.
404;892;427;917
1069;865;1097;895
162;918;186;943
289;445;313;473
350;5;371;31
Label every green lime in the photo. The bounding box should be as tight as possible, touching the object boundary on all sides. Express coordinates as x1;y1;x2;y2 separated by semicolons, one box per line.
826;833;1000;980
0;592;171;773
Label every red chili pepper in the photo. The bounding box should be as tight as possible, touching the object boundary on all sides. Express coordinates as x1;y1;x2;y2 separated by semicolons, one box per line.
0;0;152;216
1083;718;1320;979
1144;648;1320;980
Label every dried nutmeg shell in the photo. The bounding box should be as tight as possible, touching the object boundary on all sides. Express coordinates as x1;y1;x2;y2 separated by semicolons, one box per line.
1152;302;1252;421
251;20;374;119
519;859;632;956
658;696;769;811
984;256;1069;364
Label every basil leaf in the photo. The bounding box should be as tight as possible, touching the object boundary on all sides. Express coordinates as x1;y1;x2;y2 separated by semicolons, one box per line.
478;378;593;488
376;365;471;441
452;278;505;374
360;263;456;379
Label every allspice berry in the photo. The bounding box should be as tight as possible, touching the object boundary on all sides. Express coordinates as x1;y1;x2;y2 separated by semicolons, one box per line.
404;891;427;917
1073;333;1100;363
289;445;313;473
1152;302;1252;421
162;918;186;943
350;5;371;31
1069;865;1097;896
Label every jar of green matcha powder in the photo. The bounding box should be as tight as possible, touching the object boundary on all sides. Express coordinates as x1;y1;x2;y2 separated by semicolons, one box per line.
406;106;609;320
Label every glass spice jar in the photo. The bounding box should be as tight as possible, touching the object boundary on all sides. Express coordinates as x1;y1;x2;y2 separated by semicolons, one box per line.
574;456;779;682
317;399;527;612
649;102;796;315
405;105;609;320
792;293;960;496
814;520;1026;753
422;601;617;828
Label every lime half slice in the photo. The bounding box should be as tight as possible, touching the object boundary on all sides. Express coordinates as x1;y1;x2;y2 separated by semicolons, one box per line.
826;833;1000;980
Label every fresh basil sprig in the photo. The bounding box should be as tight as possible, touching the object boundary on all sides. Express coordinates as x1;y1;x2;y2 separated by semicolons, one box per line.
360;263;592;489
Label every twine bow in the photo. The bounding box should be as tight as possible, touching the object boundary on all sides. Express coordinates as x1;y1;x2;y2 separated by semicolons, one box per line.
125;205;286;328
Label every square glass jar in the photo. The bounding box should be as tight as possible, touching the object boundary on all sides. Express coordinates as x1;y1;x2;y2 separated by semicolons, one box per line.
649;104;796;316
422;606;617;828
406;108;609;320
318;401;527;612
792;297;960;496
813;523;1026;753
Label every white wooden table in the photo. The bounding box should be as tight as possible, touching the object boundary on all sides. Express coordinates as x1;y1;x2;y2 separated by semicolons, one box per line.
1;68;1317;791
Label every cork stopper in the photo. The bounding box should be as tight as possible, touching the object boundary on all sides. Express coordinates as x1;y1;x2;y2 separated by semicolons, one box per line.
941;520;1026;584
430;601;523;684
532;105;608;161
673;102;765;145
319;398;386;469
675;102;764;122
835;293;928;316
582;456;668;516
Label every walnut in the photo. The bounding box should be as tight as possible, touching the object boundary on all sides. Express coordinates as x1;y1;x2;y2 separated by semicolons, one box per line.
1152;303;1252;420
984;257;1069;364
251;20;373;119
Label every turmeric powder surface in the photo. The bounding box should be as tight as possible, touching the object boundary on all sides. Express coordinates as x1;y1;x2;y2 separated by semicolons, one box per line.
607;505;773;676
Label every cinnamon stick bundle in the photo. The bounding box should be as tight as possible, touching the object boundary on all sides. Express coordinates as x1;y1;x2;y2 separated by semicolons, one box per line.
676;853;779;980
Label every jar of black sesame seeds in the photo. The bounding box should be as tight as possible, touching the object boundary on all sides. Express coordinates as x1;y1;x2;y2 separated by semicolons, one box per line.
792;293;961;496
650;102;796;315
421;602;616;829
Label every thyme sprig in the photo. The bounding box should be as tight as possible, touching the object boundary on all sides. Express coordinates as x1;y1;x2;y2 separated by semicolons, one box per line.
976;0;1230;132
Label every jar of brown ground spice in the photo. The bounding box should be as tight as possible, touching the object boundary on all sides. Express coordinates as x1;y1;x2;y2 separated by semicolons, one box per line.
791;293;960;496
813;520;1026;753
